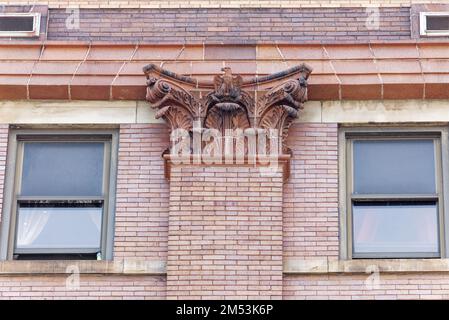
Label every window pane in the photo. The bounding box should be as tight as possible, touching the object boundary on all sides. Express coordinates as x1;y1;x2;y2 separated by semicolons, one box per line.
353;202;439;255
21;142;104;196
15;204;102;250
353;139;436;194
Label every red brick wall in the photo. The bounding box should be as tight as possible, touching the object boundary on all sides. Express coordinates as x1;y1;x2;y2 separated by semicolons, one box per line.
0;275;166;300
284;274;449;300
47;7;411;42
0;121;448;299
283;123;339;260
166;165;284;299
114;124;169;260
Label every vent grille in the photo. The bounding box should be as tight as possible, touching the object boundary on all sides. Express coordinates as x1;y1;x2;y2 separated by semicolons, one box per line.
420;12;449;37
0;13;41;37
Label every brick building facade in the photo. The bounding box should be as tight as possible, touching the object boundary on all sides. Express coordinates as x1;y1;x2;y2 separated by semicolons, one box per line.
0;0;448;300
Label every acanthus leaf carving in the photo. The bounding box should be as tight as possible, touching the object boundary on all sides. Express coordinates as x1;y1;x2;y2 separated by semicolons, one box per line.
257;67;310;153
145;76;200;133
144;63;312;155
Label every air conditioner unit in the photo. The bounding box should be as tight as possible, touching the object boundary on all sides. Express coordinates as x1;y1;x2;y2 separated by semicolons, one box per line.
420;12;449;37
0;13;41;37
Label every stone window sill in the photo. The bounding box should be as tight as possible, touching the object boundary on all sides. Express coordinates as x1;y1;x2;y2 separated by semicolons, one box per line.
283;258;449;274
0;259;166;275
3;258;447;275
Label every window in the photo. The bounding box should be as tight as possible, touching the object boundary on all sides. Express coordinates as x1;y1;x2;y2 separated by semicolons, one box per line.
420;12;449;37
0;13;41;37
340;127;448;259
0;130;118;260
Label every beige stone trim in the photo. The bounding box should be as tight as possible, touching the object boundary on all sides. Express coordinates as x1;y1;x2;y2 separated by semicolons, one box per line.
0;100;163;124
0;0;443;9
0;259;166;275
284;258;449;274
0;99;448;124
6;257;449;275
299;99;449;123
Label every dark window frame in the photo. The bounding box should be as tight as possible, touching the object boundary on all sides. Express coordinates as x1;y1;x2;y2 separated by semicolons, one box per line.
0;129;119;261
339;126;449;260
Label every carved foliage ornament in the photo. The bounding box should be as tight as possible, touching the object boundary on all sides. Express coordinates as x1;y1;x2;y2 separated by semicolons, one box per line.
144;63;312;154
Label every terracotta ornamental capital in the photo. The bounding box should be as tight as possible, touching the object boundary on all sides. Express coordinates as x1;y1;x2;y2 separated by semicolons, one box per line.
143;63;312;156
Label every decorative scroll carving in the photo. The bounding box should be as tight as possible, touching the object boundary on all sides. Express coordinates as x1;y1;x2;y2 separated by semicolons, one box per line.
145;76;199;132
257;68;309;153
143;63;312;154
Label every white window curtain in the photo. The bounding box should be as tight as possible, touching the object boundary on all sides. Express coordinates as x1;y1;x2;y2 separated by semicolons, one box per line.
17;209;50;247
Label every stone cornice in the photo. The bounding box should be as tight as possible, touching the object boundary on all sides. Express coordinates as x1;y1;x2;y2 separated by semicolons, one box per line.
0;42;448;101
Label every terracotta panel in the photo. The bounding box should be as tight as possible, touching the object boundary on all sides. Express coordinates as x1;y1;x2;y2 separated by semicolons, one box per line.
0;85;27;100
76;62;124;75
0;61;36;75
288;60;332;75
381;74;425;84
419;43;449;59
29;75;73;85
161;61;193;75
70;75;114;100
71;75;114;86
204;45;256;60
41;45;89;61
376;59;422;74
191;61;224;75
121;61;163;75
339;75;382;100
111;77;146;100
256;61;289;75
331;60;378;75
426;83;449;99
421;59;449;73
383;83;424;100
224;61;257;75
308;74;340;85
0;45;42;60
424;74;449;99
339;74;381;85
256;45;283;60
177;45;204;61
323;44;373;60
33;61;80;75
278;45;325;60
307;84;340;101
423;74;449;83
29;85;69;100
370;44;419;59
133;45;184;61
341;84;382;100
0;75;29;86
307;74;341;100
112;75;144;86
70;85;111;100
87;45;136;61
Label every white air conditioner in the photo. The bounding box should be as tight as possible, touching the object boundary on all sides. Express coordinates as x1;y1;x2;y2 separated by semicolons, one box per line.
0;13;41;37
420;12;449;37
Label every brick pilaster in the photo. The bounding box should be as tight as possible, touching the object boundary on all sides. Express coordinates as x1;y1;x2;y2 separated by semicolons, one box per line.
166;165;284;299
